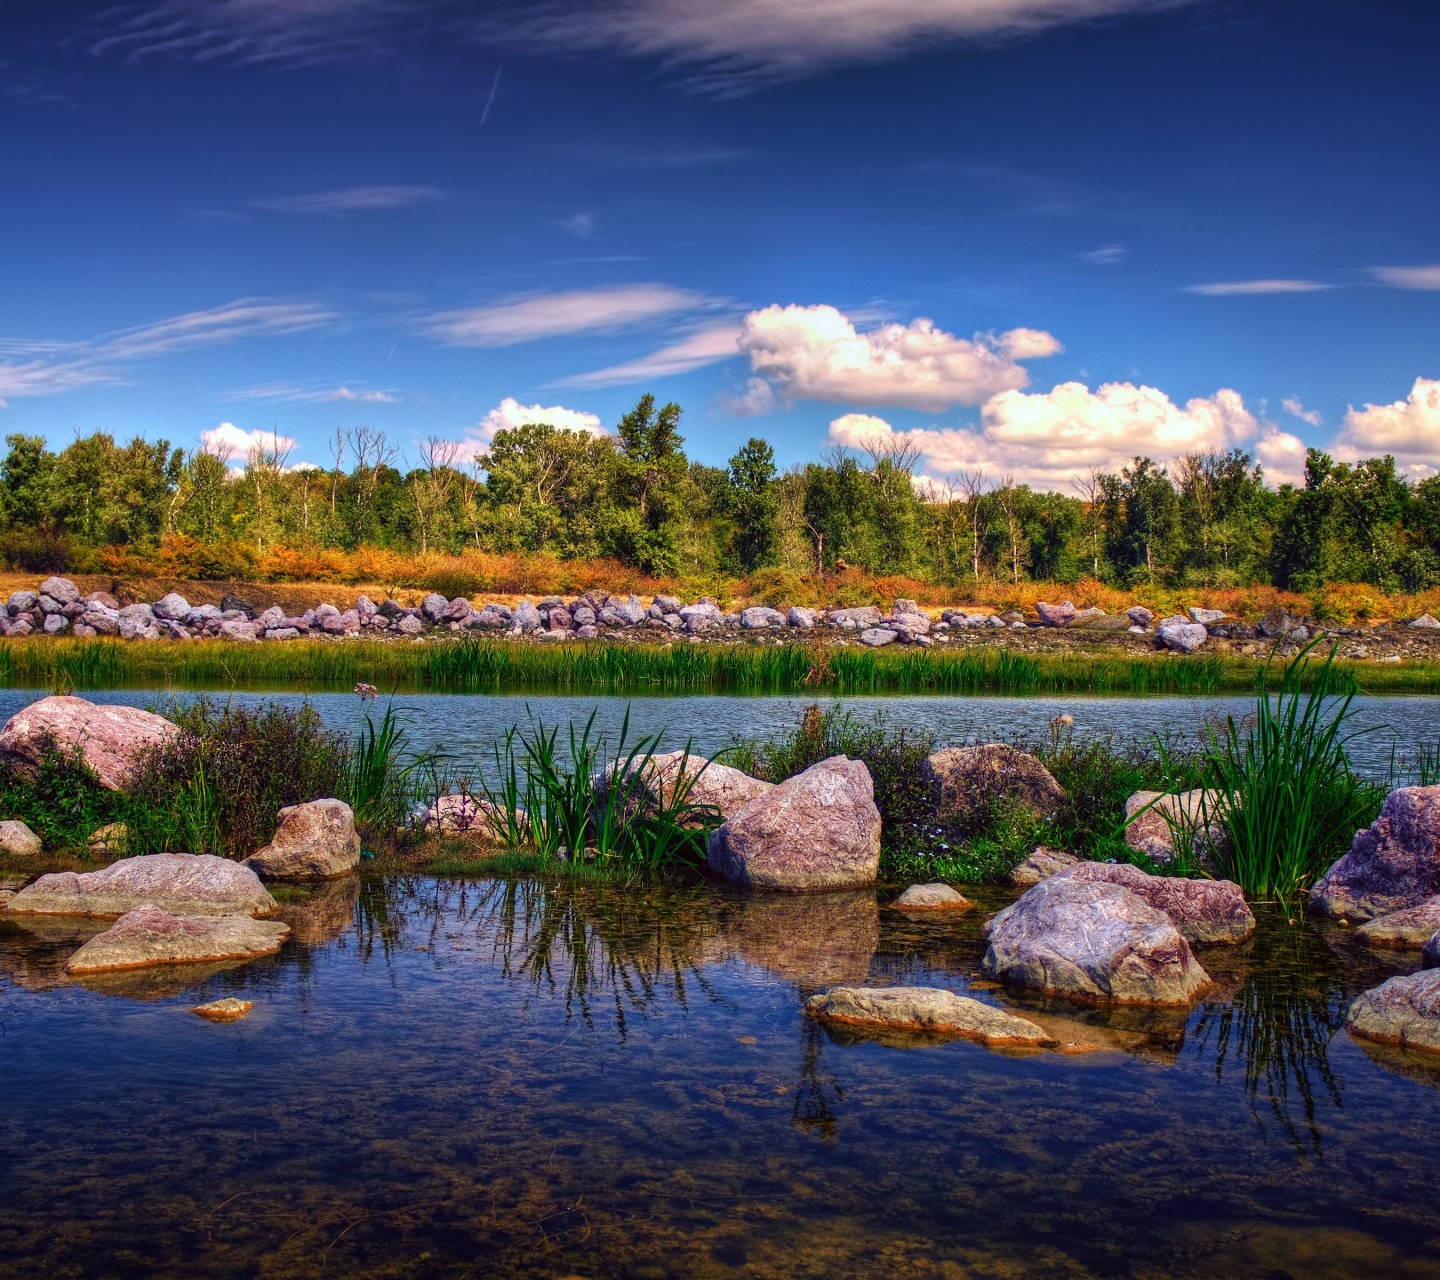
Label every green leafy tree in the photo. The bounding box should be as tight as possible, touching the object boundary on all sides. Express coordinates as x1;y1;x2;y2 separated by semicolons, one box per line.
725;437;779;571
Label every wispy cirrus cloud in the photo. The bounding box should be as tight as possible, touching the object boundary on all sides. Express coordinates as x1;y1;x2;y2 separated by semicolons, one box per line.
479;0;1194;94
1185;279;1332;296
255;185;443;214
231;381;399;404
0;299;336;407
421;283;712;347
1372;265;1440;291
90;1;1195;91
554;324;742;388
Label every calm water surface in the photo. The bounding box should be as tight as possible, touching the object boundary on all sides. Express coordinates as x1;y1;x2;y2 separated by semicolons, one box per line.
3;687;1440;778
3;875;1440;1278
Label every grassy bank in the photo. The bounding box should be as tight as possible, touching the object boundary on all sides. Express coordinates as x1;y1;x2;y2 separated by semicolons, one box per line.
3;635;1438;696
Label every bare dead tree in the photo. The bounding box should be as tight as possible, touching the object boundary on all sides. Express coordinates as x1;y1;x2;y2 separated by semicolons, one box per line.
328;426;345;517
1071;467;1104;578
954;469;989;580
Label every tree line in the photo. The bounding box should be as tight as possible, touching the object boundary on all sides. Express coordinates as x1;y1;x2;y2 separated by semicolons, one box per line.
3;393;1439;591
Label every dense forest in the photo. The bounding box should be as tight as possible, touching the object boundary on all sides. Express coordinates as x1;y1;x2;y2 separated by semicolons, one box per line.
3;393;1439;594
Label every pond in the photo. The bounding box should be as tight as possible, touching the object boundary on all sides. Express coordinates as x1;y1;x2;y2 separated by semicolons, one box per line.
3;687;1440;780
3;873;1440;1278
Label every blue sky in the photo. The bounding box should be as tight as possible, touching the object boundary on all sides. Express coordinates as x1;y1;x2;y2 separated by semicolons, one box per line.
2;0;1438;490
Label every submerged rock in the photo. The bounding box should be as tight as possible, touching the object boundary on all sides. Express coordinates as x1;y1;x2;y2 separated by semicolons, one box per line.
706;756;880;890
0;695;179;791
0;819;41;857
63;904;289;974
1312;786;1440;921
806;986;1055;1047
1346;968;1440;1054
192;997;254;1022
983;875;1212;1006
921;744;1066;824
1007;846;1079;887
1356;897;1440;949
891;882;972;911
1060;862;1255;945
243;799;360;880
2;852;277;919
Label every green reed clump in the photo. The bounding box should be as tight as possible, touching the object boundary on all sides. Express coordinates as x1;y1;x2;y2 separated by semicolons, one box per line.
473;706;719;874
1185;643;1385;898
127;698;348;856
340;701;440;835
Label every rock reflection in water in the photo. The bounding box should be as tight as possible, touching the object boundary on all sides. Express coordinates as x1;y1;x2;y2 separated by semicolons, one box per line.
273;873;359;945
0;914;108;991
704;888;879;987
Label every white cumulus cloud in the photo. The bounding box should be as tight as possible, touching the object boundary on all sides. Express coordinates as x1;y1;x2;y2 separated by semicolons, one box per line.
824;381;1299;490
1336;377;1440;478
422;284;710;347
738;304;1055;412
474;397;607;444
201;423;298;461
1281;396;1321;426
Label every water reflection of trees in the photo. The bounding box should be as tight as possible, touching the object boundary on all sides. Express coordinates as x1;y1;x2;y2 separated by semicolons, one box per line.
1190;906;1349;1155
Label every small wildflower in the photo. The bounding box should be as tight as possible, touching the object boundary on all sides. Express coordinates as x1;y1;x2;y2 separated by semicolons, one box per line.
354;682;378;701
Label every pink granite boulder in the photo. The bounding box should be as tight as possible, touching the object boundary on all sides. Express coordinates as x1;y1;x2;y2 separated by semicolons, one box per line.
706;755;880;890
0;696;179;791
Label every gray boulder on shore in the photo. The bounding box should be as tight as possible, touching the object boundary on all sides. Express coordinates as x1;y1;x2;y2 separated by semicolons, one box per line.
243;798;360;880
0;695;179;791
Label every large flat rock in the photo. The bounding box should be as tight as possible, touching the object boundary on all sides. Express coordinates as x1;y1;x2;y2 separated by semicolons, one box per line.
1356;896;1440;949
0;695;179;791
3;852;278;918
983;874;1212;1006
806;985;1056;1047
706;755;880;890
1346;968;1440;1054
63;904;290;974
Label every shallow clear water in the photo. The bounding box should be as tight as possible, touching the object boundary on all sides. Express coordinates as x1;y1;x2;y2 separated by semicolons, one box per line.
3;874;1440;1279
3;687;1438;779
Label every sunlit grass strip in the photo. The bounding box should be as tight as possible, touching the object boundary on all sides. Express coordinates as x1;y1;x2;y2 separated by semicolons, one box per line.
0;635;1432;695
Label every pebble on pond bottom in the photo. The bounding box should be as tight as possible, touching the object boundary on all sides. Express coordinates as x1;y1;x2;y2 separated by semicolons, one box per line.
192;998;253;1022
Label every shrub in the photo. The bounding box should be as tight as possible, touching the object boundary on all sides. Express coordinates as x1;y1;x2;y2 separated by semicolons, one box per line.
128;699;346;856
0;732;123;850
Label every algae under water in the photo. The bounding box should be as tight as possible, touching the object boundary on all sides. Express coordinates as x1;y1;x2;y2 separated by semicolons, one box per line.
2;875;1440;1279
